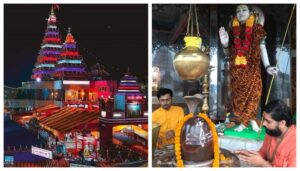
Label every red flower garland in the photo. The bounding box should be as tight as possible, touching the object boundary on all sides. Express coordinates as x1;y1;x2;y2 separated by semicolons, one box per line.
232;15;255;67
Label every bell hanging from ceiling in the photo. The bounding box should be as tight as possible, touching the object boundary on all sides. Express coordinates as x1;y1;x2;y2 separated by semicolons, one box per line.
173;5;209;81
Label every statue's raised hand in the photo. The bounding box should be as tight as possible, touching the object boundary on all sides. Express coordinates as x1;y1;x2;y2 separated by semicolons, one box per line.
219;27;229;48
266;66;279;76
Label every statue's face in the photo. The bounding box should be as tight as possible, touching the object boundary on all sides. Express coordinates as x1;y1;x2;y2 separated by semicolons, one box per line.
236;5;250;24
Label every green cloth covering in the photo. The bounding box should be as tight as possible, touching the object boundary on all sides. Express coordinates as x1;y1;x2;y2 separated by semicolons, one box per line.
293;114;296;123
224;125;266;140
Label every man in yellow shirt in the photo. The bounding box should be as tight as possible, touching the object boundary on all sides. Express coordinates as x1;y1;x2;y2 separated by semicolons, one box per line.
152;88;184;148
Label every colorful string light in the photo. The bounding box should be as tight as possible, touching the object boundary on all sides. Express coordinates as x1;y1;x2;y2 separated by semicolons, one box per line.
57;59;82;64
43;37;61;42
37;57;58;62
31;9;62;81
35;64;55;68
60;51;79;56
55;67;85;72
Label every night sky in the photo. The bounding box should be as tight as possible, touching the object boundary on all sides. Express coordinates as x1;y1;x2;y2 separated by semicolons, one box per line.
4;4;148;87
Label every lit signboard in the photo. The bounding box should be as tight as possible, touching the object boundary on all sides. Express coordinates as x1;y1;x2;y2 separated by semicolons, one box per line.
114;95;125;111
127;104;142;117
67;104;88;108
126;95;143;100
113;113;122;117
101;111;106;117
4;156;14;165
63;80;90;85
31;146;53;159
54;80;62;89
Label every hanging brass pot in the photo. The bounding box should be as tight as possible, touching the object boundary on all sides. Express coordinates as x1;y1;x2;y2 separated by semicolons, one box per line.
173;36;209;81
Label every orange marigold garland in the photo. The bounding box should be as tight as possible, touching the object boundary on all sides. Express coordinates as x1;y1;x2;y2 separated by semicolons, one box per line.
232;14;255;67
199;113;219;167
174;113;193;167
174;113;220;167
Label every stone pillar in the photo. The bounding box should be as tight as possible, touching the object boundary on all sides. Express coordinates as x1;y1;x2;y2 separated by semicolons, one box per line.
209;5;219;119
74;132;77;156
99;123;113;154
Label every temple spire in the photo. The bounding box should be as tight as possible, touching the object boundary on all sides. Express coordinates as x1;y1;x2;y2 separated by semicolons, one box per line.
31;5;62;81
51;6;55;15
65;26;75;43
127;66;130;75
68;26;71;34
53;28;87;80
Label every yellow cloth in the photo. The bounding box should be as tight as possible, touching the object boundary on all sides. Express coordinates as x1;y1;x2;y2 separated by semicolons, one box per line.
152;106;184;147
184;36;202;48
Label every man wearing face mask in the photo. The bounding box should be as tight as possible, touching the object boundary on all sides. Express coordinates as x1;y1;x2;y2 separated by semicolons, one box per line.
152;88;184;148
234;100;296;167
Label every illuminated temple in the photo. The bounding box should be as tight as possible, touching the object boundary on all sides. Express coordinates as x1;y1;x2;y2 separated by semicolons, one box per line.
4;6;148;167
